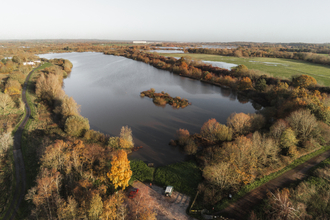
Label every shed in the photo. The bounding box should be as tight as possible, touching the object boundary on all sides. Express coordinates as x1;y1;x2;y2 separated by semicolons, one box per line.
165;186;173;197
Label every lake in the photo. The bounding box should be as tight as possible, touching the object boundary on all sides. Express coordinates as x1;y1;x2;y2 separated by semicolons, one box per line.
39;52;257;166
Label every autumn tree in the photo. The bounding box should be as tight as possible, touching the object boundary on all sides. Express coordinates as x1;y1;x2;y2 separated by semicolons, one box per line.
119;126;134;148
184;139;198;155
239;77;253;90
64;115;90;137
107;150;132;190
4;79;21;95
201;118;232;142
0;92;14;114
88;193;103;220
203;162;235;189
227;113;251;135
0;131;13;153
286;109;318;142
54;95;80;120
280;128;298;157
266;188;304;219
101;191;125;220
177;128;190;146
36;73;64;104
292;74;317;88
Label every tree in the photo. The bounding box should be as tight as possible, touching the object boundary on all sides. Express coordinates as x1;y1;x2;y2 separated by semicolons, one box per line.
55;95;80;120
280;128;298;150
239;77;253;90
0;92;14;115
286;109;318;142
292;74;317;88
227;113;251;135
36;73;64;104
203;162;234;189
107;150;132;190
255;78;267;92
0;131;13;153
119;126;134;148
184;139;198;155
88;193;103;220
201;118;232;142
64;115;90;137
177;128;190;146
4;79;21;95
266;188;302;219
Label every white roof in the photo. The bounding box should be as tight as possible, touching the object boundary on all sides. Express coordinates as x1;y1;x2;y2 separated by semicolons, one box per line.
165;186;173;193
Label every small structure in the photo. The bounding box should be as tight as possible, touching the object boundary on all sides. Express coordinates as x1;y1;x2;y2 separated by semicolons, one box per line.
133;41;147;44
23;61;35;66
165;186;173;197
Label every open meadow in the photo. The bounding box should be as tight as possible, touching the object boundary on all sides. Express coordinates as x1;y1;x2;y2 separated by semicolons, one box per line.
160;53;330;86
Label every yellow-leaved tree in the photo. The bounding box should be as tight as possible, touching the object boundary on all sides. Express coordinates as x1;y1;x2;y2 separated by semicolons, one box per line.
107;150;132;189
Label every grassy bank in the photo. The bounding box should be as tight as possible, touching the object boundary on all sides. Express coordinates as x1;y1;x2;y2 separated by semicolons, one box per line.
160;53;330;86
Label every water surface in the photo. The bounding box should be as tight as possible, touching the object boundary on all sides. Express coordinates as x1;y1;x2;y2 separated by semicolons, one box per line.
39;52;257;166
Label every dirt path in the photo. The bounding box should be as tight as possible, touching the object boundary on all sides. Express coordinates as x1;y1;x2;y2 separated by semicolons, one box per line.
218;149;330;220
2;66;39;220
131;181;196;220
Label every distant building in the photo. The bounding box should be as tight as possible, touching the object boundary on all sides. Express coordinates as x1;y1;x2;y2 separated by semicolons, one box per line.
133;41;147;44
23;61;35;66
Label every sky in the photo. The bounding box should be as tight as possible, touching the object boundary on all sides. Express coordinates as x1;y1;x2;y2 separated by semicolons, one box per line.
1;0;330;43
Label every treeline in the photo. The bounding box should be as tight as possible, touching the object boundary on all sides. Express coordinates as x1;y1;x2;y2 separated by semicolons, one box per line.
174;109;330;209
24;58;150;219
188;47;330;66
252;159;330;219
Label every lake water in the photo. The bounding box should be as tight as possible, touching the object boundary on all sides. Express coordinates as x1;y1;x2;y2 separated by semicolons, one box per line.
39;52;257;166
149;50;184;54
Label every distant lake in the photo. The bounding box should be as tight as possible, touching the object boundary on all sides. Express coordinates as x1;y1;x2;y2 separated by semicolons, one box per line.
39;52;257;166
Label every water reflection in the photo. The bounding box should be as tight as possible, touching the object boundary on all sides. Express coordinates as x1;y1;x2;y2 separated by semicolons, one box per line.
39;52;257;166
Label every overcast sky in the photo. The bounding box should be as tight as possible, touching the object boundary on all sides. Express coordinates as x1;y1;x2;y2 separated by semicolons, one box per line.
1;0;329;43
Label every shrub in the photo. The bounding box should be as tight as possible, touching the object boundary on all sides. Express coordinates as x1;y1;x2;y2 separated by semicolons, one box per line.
130;160;154;183
64;115;90;137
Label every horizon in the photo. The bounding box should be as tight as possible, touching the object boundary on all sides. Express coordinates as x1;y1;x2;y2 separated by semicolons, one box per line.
2;0;330;43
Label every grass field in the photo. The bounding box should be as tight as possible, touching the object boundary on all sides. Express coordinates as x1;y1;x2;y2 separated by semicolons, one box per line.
160;53;330;86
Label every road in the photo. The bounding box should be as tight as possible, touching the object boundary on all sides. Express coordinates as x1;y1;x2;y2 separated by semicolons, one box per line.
2;66;39;220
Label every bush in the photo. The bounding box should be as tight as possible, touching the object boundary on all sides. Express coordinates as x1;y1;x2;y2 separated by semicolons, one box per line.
130;160;154;184
64;115;90;137
154;161;202;196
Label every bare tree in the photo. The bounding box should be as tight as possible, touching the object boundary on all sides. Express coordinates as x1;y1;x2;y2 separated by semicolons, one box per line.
0;92;14;115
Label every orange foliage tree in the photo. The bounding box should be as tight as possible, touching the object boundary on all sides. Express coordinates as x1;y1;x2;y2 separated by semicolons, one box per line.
107;150;132;189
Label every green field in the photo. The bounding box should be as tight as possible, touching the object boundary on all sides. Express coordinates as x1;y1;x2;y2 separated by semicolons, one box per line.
160;53;330;86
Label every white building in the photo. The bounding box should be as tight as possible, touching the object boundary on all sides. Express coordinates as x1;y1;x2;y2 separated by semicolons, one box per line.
133;41;147;44
23;61;35;66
